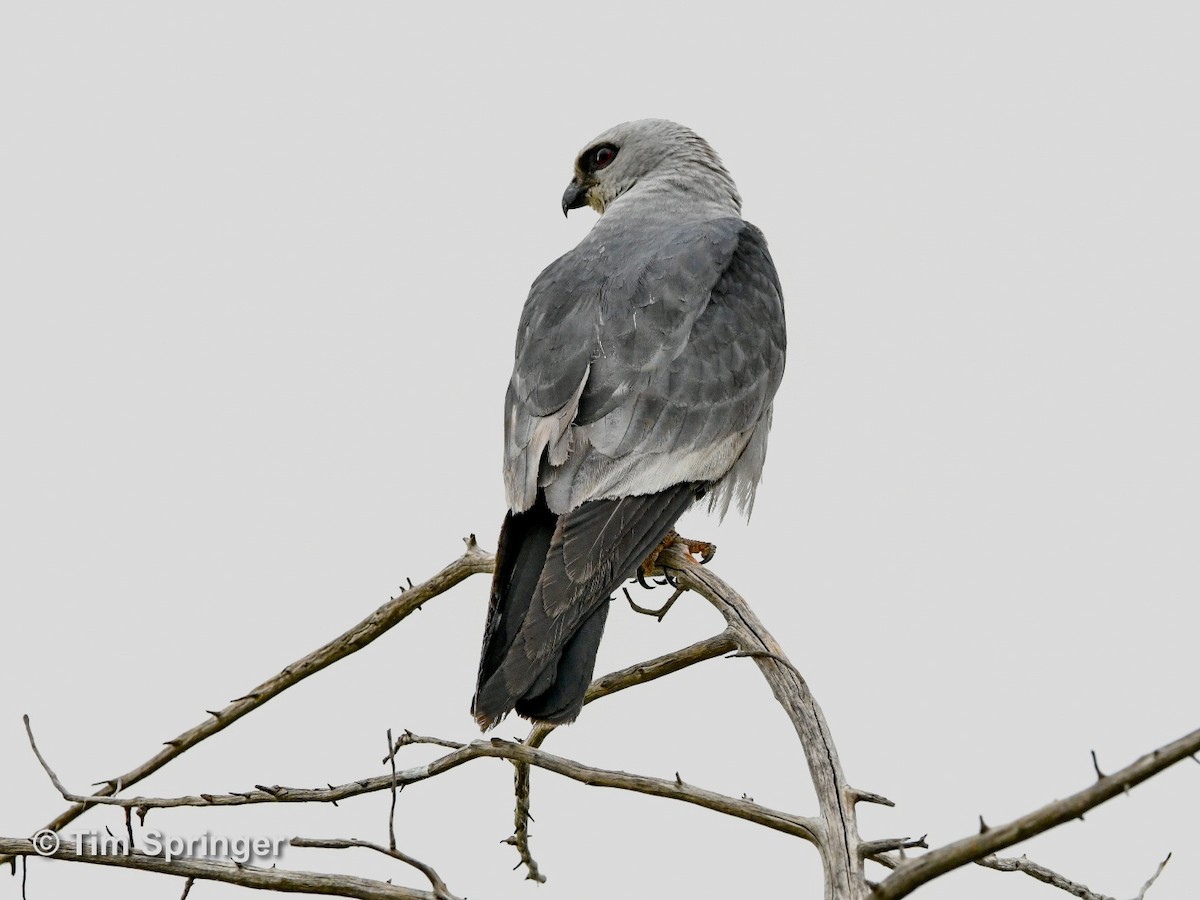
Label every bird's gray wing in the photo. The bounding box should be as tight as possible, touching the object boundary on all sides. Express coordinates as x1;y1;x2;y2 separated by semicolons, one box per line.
504;216;786;517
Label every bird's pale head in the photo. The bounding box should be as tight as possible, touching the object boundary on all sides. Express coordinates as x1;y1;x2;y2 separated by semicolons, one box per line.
561;119;742;217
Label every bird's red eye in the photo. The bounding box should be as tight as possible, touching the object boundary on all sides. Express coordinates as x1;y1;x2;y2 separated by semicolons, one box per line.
593;146;617;170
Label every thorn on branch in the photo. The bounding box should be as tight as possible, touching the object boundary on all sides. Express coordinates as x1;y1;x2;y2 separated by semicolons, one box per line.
1091;750;1106;780
675;772;683;786
979;815;989;834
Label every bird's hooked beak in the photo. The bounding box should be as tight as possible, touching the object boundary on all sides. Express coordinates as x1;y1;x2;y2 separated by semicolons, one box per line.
561;178;589;217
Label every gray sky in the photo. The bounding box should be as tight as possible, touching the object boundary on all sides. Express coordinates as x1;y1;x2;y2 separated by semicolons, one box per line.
2;3;1197;899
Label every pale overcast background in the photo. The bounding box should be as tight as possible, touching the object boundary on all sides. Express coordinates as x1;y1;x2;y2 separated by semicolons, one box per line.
2;4;1197;899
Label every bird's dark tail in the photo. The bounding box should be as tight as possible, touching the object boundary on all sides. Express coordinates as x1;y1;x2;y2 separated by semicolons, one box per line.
471;483;701;730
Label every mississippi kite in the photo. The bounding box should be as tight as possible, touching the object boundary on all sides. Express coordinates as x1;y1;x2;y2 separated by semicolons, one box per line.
472;119;787;729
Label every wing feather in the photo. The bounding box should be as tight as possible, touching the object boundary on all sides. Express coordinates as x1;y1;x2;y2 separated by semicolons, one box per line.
505;217;785;515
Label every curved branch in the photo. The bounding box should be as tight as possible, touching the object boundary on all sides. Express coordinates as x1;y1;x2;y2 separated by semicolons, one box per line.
510;629;740;880
0;837;434;900
290;838;460;900
3;538;495;868
661;547;866;900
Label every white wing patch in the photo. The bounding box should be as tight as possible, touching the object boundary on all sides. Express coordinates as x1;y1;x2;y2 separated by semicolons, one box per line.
504;366;590;512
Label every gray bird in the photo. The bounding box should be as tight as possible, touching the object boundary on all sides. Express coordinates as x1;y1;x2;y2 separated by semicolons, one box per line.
472;119;786;729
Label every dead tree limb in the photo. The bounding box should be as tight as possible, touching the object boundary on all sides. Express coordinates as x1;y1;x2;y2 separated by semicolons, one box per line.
0;537;494;869
0;837;435;900
9;536;1194;900
660;545;869;900
872;729;1200;900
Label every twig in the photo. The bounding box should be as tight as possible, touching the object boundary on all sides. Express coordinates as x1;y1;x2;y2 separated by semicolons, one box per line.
3;538;495;868
384;731;463;764
848;788;895;808
508;630;740;881
860;837;928;859
0;836;435;900
725;648;804;678
873;728;1200;900
976;854;1114;900
1135;853;1171;900
290;838;460;900
386;729;399;852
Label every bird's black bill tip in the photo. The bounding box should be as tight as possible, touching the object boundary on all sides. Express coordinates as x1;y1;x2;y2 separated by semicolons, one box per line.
561;179;588;217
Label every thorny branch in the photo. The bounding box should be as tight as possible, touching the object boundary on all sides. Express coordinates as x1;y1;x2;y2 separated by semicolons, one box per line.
9;537;1197;900
0;837;436;900
0;536;493;870
871;727;1200;900
23;721;820;842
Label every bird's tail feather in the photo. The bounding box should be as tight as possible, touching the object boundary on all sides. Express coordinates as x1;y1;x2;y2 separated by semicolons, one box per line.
472;483;700;729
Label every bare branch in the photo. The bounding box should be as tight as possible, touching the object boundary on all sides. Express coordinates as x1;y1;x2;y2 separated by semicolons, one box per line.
2;538;495;868
860;837;928;859
0;837;435;900
848;788;896;809
976;854;1115;900
386;731;463;761
290;838;461;900
386;730;399;852
1135;853;1171;900
24;735;819;845
660;546;862;899
873;727;1200;900
508;629;740;881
